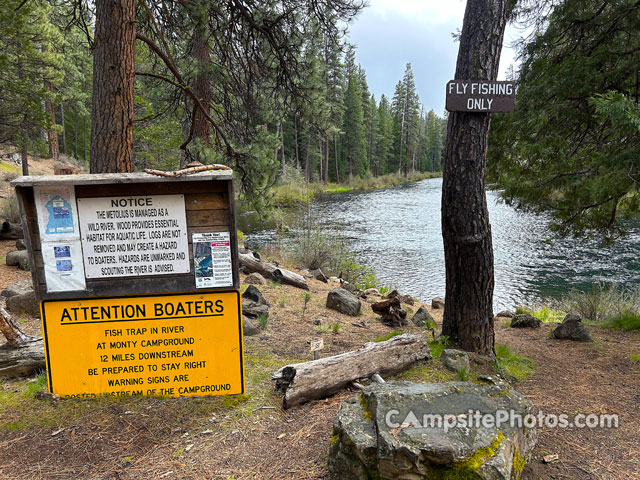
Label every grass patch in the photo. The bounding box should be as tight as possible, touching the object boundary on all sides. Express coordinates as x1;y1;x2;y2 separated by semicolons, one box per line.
495;344;535;382
630;354;640;362
256;314;269;328
515;305;565;323
331;322;341;334
428;340;445;359
400;364;456;383
375;330;402;342
315;324;330;333
603;310;640;331
456;368;470;381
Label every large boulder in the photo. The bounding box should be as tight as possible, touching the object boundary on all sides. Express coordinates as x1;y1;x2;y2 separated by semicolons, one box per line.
6;250;30;270
327;288;361;317
6;291;39;317
244;272;267;285
410;306;436;329
1;279;33;299
441;349;470;372
510;314;542;329
242;285;269;306
553;314;592;342
242;299;269;319
329;381;536;480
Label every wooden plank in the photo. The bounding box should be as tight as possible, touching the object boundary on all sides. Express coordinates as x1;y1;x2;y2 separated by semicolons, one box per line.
227;181;240;289
37;275;234;300
11;171;232;188
185;209;230;227
75;180;226;198
15;187;42;300
184;192;228;210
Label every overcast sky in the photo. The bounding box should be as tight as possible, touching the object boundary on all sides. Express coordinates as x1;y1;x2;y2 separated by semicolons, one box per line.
346;0;522;114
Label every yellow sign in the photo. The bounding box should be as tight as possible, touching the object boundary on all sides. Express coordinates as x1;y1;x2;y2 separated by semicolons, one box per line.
40;291;244;398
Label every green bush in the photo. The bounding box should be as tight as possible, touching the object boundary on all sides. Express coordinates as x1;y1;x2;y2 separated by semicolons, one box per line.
560;282;637;323
603;310;640;331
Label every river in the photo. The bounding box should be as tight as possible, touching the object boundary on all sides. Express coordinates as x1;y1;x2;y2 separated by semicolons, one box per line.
239;178;640;310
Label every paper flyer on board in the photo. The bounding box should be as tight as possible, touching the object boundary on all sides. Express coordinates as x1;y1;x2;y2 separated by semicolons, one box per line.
41;241;87;292
34;186;80;242
193;232;233;288
34;186;86;292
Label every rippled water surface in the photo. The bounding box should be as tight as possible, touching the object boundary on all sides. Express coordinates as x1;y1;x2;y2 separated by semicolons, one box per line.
239;178;640;310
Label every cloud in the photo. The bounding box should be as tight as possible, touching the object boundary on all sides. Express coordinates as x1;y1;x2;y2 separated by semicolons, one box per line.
347;0;521;113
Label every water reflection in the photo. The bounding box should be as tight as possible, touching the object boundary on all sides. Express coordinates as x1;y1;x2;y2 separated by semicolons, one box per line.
239;178;640;310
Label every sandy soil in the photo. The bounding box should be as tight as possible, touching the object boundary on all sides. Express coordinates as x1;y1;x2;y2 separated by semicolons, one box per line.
0;240;638;479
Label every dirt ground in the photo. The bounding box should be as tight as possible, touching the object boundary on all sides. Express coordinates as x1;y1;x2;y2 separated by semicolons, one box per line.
0;238;638;480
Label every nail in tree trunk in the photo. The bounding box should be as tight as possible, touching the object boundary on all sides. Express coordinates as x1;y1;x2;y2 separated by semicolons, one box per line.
90;0;136;173
441;0;510;355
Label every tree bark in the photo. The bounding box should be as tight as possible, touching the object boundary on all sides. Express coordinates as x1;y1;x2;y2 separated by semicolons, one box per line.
189;23;212;160
59;102;67;155
294;114;300;170
90;0;136;173
441;0;509;355
272;334;431;408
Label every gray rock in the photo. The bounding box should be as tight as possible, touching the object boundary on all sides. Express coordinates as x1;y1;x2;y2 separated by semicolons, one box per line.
326;288;361;317
431;297;445;309
510;314;542;329
15;239;27;251
553;314;592;342
362;288;380;297
242;316;260;336
340;281;361;296
244;272;267;285
496;310;515;318
242;285;268;306
310;269;328;283
410;306;436;328
242;298;269;318
6;250;30;270
1;279;33;299
6;291;39;317
329;381;536;480
441;349;470;372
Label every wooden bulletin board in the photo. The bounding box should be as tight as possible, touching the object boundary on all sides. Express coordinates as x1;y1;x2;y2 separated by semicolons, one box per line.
11;171;240;301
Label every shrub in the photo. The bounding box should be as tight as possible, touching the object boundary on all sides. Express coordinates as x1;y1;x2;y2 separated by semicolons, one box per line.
560;282;636;323
603;310;640;331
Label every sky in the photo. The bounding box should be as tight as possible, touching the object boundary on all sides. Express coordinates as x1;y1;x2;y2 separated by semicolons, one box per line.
346;0;523;114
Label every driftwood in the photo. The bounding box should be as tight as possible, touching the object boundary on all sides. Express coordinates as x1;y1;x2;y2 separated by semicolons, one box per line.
239;252;308;290
0;339;45;378
144;164;231;177
0;304;45;378
272;334;431;408
371;297;408;326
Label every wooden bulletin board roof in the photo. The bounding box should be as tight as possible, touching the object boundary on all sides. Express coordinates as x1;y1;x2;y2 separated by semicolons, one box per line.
11;171;233;188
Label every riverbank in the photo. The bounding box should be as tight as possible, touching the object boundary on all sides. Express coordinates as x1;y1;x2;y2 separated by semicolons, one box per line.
0;239;638;479
270;171;441;208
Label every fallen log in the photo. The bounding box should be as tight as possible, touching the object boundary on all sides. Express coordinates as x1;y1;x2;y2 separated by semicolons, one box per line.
272;268;309;291
272;334;431;408
0;339;45;378
239;252;308;290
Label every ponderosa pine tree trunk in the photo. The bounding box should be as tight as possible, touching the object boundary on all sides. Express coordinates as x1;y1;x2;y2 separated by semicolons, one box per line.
90;0;135;173
441;0;510;355
190;25;211;151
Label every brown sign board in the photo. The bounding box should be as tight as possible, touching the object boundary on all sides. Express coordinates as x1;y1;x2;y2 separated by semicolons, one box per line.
445;80;518;113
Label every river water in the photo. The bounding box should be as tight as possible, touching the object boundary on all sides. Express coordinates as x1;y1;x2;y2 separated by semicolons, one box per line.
239;178;640;310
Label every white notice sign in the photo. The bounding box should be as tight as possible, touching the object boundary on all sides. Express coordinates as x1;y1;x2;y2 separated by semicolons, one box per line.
77;195;190;278
193;232;233;288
